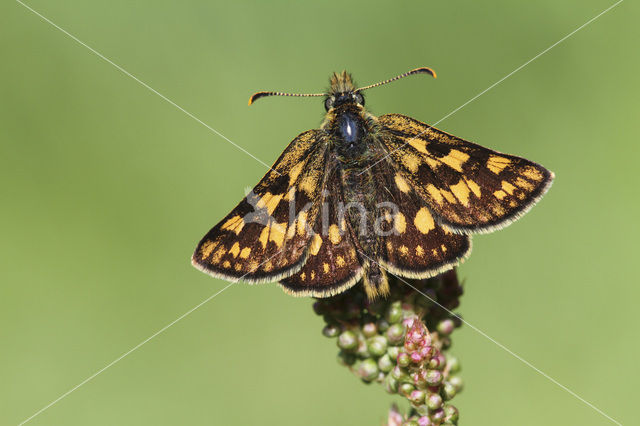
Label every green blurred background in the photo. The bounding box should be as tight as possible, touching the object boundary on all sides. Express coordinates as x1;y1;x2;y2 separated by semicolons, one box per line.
2;0;638;424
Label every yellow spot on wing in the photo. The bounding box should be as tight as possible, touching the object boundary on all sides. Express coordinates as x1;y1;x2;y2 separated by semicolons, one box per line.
426;184;444;204
493;190;507;200
408;137;428;154
200;241;217;259
491;204;506;215
399;245;409;256
441;244;447;253
487;155;511;174
311;270;316;280
465;178;481;198
441;189;457;204
501;181;516;195
329;224;342;245
523;166;543;181
450;180;471;206
212;247;225;264
239;247;251;259
259;227;269;248
234;263;242;271
323;263;330;273
416;245;425;256
284;186;296;201
257;192;284;215
515;177;534;191
394;174;411;193
268;223;286;248
439;149;469;172
336;255;346;267
229;242;240;258
402;152;421;173
221;215;245;235
309;234;322;256
394;213;407;234
299;175;317;196
222;260;231;268
263;261;273;272
296;211;308;236
288;162;304;185
414;207;435;234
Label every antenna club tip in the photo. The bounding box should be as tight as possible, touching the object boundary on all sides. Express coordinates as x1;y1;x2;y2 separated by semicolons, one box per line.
248;91;267;106
416;67;437;78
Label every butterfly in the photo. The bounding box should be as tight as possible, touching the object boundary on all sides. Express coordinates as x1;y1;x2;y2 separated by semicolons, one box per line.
192;68;554;300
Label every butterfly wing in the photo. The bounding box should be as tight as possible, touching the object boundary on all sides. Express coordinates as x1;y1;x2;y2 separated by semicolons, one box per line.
368;153;471;278
378;114;554;233
280;162;364;297
192;130;327;283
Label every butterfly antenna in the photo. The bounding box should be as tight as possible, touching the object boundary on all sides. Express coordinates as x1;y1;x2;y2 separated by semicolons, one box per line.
248;91;326;106
355;67;437;92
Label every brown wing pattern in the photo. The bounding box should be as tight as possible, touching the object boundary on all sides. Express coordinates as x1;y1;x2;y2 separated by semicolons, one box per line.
369;155;471;278
280;165;364;296
192;130;327;283
378;114;554;233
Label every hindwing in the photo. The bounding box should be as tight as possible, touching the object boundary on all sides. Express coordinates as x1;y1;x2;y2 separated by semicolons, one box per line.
280;163;364;296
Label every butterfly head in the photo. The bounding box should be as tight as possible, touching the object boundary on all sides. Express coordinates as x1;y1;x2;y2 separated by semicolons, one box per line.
324;71;365;111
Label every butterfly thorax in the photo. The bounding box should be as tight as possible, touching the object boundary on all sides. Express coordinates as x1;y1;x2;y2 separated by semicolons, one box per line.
321;102;391;298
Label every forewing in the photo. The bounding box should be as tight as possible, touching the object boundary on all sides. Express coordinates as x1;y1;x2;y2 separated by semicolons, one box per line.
192;130;327;283
280;164;364;297
378;114;554;233
370;155;471;278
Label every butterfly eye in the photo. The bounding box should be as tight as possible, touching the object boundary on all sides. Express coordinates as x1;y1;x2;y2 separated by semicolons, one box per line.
324;97;335;111
354;92;365;106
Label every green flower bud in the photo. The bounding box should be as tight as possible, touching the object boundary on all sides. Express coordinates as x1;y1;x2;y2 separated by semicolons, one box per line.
362;321;378;337
425;370;443;387
367;336;388;357
437;318;455;335
391;365;405;380
409;390;426;405
386;301;403;324
387;345;400;360
448;375;463;392
430;408;445;423
446;355;461;374
378;354;394;373
377;318;390;332
356;337;371;358
337;351;356;366
442;381;457;400
425;393;443;410
384;375;399;393
357;359;379;382
387;323;405;345
397;352;411;367
322;324;340;338
399;382;414;396
443;404;459;423
415;404;429;416
337;330;358;351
